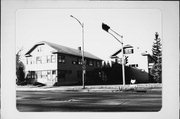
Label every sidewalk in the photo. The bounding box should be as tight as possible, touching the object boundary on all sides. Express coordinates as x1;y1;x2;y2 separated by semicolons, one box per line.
16;83;162;92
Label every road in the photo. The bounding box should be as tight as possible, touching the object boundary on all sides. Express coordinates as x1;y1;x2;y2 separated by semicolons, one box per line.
16;89;162;112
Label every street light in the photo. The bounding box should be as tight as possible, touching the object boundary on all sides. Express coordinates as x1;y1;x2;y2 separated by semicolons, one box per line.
70;15;85;89
102;23;126;86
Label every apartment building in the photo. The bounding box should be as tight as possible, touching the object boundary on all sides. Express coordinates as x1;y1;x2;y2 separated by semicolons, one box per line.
25;41;102;86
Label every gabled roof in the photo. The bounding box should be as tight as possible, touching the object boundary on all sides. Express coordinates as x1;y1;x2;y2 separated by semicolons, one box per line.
123;44;133;48
25;41;102;61
110;44;133;58
111;49;122;58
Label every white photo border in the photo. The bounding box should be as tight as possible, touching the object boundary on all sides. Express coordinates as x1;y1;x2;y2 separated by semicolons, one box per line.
1;1;179;119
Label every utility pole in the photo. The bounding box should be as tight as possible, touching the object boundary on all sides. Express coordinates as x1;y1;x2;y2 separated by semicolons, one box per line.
102;23;126;85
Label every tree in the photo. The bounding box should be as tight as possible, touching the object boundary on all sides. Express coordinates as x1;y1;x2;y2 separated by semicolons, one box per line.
150;32;162;83
16;49;26;85
102;61;107;68
106;61;111;68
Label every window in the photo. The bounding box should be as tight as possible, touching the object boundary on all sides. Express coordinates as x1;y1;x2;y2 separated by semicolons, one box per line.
47;70;51;80
124;48;134;54
26;57;33;64
36;56;42;64
129;64;138;68
51;55;56;63
87;60;93;66
31;71;36;79
89;60;93;66
72;58;82;65
77;58;82;65
52;70;56;80
72;61;77;64
58;55;65;63
96;61;101;67
37;71;42;79
52;70;56;75
47;55;51;63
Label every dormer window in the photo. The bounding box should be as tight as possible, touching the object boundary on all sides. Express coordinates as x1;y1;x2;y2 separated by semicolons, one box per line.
96;61;101;67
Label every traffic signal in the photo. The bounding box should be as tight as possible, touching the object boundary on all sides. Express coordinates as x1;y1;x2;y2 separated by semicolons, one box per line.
102;23;110;32
125;56;128;64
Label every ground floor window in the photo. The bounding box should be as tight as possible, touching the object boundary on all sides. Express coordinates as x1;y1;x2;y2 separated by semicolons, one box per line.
26;71;36;79
36;71;42;79
28;70;57;79
129;64;138;68
42;71;47;79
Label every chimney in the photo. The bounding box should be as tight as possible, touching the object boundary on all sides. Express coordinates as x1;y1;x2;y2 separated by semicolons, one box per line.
78;47;81;53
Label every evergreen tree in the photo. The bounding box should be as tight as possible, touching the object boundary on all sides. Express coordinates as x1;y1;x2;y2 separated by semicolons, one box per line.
106;61;111;68
16;49;26;85
102;61;107;68
150;32;162;83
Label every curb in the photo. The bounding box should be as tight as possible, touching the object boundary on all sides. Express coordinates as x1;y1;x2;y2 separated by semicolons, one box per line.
16;84;162;92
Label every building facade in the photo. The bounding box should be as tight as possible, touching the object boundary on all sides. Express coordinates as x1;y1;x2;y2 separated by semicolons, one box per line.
111;44;155;73
25;41;102;86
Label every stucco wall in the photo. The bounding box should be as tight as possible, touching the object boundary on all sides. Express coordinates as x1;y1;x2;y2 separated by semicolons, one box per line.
125;47;148;72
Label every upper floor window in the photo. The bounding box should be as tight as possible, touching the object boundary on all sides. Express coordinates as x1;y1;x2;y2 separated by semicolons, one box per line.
77;58;82;65
26;57;33;65
41;71;47;78
72;58;82;65
51;55;56;63
36;56;42;64
96;61;101;67
124;48;134;54
58;55;65;63
47;55;51;63
87;59;93;66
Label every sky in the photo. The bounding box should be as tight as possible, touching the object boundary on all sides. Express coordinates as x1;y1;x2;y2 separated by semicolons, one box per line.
16;9;162;61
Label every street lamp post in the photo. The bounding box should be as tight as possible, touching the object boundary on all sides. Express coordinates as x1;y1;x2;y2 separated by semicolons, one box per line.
102;23;126;86
70;15;85;89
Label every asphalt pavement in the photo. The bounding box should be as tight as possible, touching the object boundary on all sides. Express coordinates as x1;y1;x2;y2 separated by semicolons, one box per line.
16;87;162;112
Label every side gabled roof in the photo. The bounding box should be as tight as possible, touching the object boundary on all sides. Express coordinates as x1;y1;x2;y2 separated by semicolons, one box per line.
25;41;102;61
110;44;133;58
123;44;133;48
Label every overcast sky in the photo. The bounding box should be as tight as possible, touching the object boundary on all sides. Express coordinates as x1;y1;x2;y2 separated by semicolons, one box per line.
16;9;162;61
